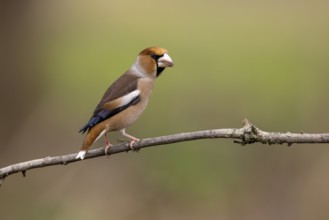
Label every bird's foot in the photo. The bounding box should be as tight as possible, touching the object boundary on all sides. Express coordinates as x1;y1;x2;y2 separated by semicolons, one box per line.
119;129;140;151
129;138;140;151
104;144;113;157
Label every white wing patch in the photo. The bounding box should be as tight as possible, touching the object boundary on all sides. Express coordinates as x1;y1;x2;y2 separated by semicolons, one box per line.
119;90;140;107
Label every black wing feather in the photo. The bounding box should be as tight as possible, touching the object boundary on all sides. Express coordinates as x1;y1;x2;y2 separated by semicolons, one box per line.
79;95;140;133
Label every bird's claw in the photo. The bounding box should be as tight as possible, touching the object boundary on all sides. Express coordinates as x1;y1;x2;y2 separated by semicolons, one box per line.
104;144;113;158
129;139;140;151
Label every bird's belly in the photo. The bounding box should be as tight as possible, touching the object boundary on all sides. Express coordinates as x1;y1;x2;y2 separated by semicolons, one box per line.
103;78;154;131
105;99;149;131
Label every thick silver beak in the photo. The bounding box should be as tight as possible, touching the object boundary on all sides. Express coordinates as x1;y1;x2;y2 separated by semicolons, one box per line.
158;53;174;67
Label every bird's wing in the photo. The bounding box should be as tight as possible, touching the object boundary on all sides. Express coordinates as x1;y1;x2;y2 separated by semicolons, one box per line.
79;73;141;133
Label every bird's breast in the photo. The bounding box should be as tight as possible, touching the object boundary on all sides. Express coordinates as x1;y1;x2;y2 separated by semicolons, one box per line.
104;78;155;131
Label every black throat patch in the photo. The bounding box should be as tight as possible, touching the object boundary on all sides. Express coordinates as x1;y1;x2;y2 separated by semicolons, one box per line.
156;67;165;77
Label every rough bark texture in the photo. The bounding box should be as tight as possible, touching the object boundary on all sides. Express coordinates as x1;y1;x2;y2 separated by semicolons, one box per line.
1;119;329;185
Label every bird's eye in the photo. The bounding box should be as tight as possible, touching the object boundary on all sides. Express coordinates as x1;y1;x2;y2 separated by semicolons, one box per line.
150;53;157;59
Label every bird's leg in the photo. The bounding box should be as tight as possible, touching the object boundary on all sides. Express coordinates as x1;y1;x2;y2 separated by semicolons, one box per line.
104;133;112;156
120;129;140;150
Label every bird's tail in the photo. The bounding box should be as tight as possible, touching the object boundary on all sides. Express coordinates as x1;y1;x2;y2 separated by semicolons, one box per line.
79;123;90;134
76;127;106;160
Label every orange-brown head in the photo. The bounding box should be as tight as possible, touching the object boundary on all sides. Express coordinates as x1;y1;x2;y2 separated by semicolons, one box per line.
135;47;174;78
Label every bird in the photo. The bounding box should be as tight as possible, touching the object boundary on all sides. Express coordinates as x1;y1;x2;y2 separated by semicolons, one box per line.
76;47;174;160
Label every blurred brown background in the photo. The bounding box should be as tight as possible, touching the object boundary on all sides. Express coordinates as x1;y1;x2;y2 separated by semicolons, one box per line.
1;0;329;219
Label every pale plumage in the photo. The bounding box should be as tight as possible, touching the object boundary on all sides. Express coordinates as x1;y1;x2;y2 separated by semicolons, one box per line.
76;47;174;160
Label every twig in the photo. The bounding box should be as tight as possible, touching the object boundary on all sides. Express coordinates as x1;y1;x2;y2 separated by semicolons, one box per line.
1;119;329;185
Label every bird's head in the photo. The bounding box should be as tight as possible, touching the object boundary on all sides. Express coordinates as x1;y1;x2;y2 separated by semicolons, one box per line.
135;47;174;78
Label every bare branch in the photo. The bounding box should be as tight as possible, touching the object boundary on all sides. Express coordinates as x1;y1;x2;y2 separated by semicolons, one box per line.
1;119;329;185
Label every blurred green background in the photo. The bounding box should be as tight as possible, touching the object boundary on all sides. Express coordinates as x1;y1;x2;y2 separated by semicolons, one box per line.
1;0;329;219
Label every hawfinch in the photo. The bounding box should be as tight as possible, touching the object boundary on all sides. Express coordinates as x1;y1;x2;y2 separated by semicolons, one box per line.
76;47;174;160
